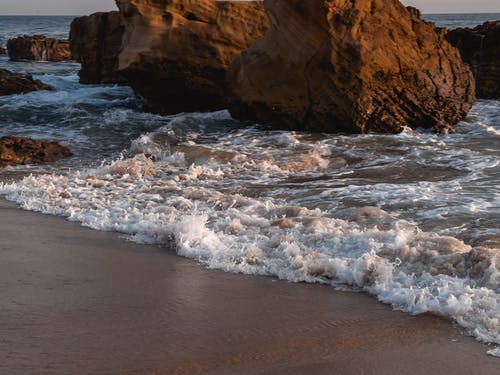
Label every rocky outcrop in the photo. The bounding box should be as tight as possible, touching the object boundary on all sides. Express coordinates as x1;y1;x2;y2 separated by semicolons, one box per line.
447;21;500;99
115;0;269;114
70;11;127;84
0;69;53;96
0;136;72;168
228;1;476;134
0;47;6;55
7;35;71;62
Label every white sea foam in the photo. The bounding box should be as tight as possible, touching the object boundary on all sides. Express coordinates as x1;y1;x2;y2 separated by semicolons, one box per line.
487;347;500;357
1;107;499;348
2;171;500;343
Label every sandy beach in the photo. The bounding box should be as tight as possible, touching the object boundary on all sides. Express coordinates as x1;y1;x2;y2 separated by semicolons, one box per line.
0;198;498;374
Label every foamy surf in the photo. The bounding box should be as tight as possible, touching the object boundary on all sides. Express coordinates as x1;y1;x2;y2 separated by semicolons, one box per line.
488;347;500;357
1;105;499;350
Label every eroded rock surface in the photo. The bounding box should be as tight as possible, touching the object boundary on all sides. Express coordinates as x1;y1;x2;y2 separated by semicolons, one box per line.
228;1;475;134
0;69;53;96
7;35;71;62
0;136;72;167
70;11;127;84
447;21;500;99
115;0;269;114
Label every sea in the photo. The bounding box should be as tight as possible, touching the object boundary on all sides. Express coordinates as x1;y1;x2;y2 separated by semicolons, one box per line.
0;13;499;355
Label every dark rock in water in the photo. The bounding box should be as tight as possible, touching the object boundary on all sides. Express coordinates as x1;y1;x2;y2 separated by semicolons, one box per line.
447;21;500;100
0;68;53;96
7;35;71;62
70;11;127;84
0;47;6;55
115;0;269;114
228;1;476;134
0;136;72;168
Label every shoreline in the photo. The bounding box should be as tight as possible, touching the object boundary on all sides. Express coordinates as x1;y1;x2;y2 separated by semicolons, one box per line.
0;198;499;374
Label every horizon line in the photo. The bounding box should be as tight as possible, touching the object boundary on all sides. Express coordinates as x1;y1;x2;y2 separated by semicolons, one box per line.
0;11;499;17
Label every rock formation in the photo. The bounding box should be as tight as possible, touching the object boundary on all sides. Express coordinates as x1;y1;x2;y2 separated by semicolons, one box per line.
228;1;476;134
0;47;6;55
0;69;53;96
447;21;500;100
114;0;269;114
70;12;127;84
7;35;71;62
0;136;72;168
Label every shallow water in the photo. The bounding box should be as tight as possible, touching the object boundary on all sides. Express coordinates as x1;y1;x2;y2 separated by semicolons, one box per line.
0;15;499;353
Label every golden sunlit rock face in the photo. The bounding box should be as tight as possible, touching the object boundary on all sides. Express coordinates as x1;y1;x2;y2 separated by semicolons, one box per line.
114;0;270;114
228;0;476;134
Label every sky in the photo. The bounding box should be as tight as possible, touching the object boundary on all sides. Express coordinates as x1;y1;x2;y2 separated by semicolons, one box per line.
0;0;499;15
0;0;117;16
403;0;500;13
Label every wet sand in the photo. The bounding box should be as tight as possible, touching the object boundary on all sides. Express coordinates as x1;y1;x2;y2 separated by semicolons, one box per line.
0;199;498;375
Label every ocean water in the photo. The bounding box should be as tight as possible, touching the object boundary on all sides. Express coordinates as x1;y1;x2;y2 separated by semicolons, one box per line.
0;15;499;354
426;13;500;29
0;16;74;48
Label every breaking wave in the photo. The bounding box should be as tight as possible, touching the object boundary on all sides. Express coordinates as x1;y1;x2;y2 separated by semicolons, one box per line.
1;105;499;350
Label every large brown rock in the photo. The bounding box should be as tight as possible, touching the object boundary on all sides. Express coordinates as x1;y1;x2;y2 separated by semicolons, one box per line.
115;0;269;114
0;136;72;168
228;1;476;134
0;47;6;55
0;69;53;96
70;12;127;84
446;21;500;100
7;35;71;62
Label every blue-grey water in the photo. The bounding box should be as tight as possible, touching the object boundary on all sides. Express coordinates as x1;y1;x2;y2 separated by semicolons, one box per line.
0;16;74;48
426;13;500;28
0;14;499;352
